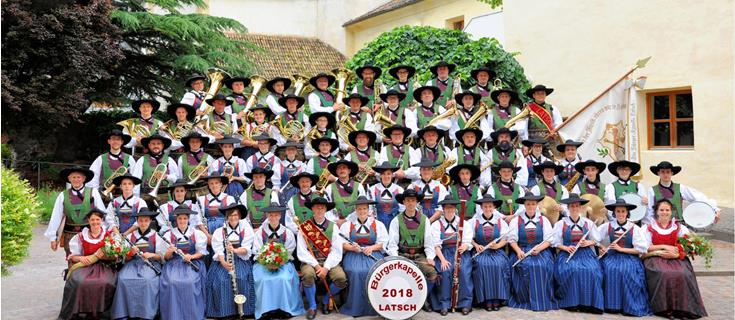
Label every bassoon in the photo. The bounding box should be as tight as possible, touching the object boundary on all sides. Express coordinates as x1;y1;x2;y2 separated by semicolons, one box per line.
450;200;466;312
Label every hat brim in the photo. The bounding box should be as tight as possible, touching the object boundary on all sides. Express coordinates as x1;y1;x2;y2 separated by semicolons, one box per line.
396;193;424;204
470;68;496;81
521;139;547;148
305;201;336;211
649;165;682;176
412;86;441;103
205;97;233;106
355;66;382;79
310;137;339;152
454;92;481;105
388;65;416;79
224;76;251;90
608;161;641;177
166;103;196;121
449;164;481;183
455;128;484;142
289;173;319;187
574;161;607;174
140;135;173;149
430;63;456;75
132;99;161;114
416;126;446;140
556;142;583;152
60;167;94;184
490;89;520;105
278;95;305;108
309;74;336;88
474;198;504;207
308;112;336;129
266;77;292;93
202;175;230;185
489;129;518;141
379;92;406;102
185;76;207;87
533;163;563;175
327;161;359;178
100;131;132;145
342;95;369;107
604;203;637;211
347;130;377;147
372;163;399;173
244;170;273;180
181;135;211;149
112;175;142;186
560;197;590;205
524;87;554;98
515;195;545;204
219;203;248;218
491;165;521;174
382;126;412;138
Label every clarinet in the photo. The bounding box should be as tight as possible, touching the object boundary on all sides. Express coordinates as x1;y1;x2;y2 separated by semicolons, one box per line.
224;231;246;317
450;200;467;312
154;199;200;272
115;216;161;275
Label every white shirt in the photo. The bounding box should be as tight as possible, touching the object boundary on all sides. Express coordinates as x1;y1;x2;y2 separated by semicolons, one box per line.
104;194;148;229
253;223;297;259
645;182;719;225
597;219;649;254
163;227;208;257
157;199;202;234
386;211;436;260
339;216;389;254
407;179;448;210
603;179;649;204
265;94;287;116
211;220;255;260
296;217;344;269
551;216;601;248
244;151;284;188
131;154;179;196
208;155;247;178
87;151;135;189
44;187;106;241
197;192;237;222
507;211;554;243
431;215;472;251
448;145;492;187
487;147;529;186
378;144;418;171
68;227;108;256
181;91;206;113
641;219;690;246
308;91;337;114
470;210;510;243
366;182;405;216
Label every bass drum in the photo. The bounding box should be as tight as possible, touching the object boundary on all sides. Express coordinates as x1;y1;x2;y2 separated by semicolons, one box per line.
620;193;646;222
365;256;428;320
683;201;716;231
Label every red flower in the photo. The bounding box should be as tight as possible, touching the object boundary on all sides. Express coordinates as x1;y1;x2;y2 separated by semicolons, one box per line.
275;256;283;263
274;247;281;253
683;234;689;239
115;247;121;253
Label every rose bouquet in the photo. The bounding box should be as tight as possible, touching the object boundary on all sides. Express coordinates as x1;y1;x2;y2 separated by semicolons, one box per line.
678;233;713;268
103;232;131;261
256;241;289;271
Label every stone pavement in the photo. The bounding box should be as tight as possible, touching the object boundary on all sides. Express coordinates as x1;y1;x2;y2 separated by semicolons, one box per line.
2;225;733;320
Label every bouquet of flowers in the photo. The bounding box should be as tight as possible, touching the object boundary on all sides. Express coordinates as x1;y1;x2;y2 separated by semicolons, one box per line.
256;241;289;271
678;233;713;268
103;232;131;261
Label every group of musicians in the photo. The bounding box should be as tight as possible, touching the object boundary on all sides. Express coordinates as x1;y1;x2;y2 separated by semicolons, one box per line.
44;62;721;320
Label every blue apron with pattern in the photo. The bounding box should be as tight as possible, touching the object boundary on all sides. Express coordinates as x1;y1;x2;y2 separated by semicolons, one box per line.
115;197;140;234
374;186;400;229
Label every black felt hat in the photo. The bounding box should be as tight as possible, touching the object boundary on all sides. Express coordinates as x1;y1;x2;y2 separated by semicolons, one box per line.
185;73;207;87
309;73;336;88
60;166;94;183
327;160;359;178
524;84;554;98
140;134;172;150
132;99;161;114
448;164;480;183
489;127;518;141
278;94;305;109
355;65;382;79
305;197;336;211
555;139;583;152
347;130;377;148
289;172;319;187
560;193;590;205
100;129;132;145
309;136;339;153
166;103;196;121
608;160;641;177
204;93;233;106
429;60;456;75
224;76;251;90
412;85;441;103
342;93;369;107
388;65;416;79
649;161;682;176
470;66;496;81
379;89;406;102
266;77;292;94
533;161;563;175
574;159;607;174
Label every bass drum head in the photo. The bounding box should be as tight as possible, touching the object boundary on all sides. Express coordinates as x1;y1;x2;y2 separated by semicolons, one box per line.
620;193;646;221
683;201;716;230
365;256;427;320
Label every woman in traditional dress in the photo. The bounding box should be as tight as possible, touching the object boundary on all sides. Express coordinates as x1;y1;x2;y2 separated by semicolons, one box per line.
508;194;557;311
58;208;117;320
252;204;304;319
551;194;604;313
597;198;651;316
470;194;511;311
339;196;387;317
205;203;256;318
160;205;208;320
643;199;707;319
209;136;248;199
111;208;165;320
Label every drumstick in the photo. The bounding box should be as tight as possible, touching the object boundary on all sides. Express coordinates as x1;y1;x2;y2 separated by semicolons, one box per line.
511;234;554;268
472;229;512;259
597;226;633;260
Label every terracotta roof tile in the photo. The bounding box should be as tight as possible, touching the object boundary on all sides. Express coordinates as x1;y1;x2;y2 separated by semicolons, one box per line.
227;33;347;79
343;0;423;27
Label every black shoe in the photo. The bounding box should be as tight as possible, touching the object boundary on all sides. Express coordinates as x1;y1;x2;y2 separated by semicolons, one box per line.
306;309;316;320
484;303;493;311
422;301;431;312
492;305;500;311
461;307;471;315
321;304;331;315
440;309;448;316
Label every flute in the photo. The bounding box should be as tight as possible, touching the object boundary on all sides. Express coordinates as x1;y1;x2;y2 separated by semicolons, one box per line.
598;226;633;260
565;218;601;263
512;234;554;268
153;200;201;272
115;216;161;275
472;229;512;259
338;232;378;261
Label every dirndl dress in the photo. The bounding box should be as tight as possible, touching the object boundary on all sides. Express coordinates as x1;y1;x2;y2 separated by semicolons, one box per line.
471;218;511;304
509;217;557;311
340;221;385;316
253;229;305;319
430;220;473;311
553;222;604;311
600;222;651;316
111;231;162;319
205;228;256;318
159;231;207;320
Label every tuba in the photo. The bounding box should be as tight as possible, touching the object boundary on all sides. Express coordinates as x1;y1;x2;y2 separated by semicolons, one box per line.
337;111;359;146
241;75;267;122
291;74;312;97
331;68;351;117
432;157;456;186
427;105;456;127
117;119;151;143
194;68;231;122
101;166;129;199
464;101;489;129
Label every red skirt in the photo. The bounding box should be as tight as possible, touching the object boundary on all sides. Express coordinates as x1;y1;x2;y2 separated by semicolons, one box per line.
644;257;707;318
58;263;117;320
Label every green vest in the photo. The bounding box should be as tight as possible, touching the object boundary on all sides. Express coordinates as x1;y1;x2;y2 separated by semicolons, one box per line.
345;111;368;130
538;180;564;202
356;81;377;106
314;90;335;108
491;148;517;166
457;145;481;166
579;180;605;198
385;145;411;170
208;112;233;135
612;180;639;198
180;153;210;181
330;180;360;218
281;111;305;127
291;193;317;222
382;105;406;126
312;155;338;177
229;94;247;114
419;144;446;163
246;188;272;228
430;77;455;107
133;118;161;133
398;212;427;248
528;102;554;130
492;182;520;215
468;85;494;105
491;105;520;130
390;82;416;109
450;184;480;217
100;152;130;185
416;104;439;129
652;183;683;219
62;188;92;226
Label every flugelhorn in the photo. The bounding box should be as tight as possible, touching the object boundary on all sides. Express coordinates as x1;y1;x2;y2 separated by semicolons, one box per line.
432;157;455;186
147;163;168;198
186;162;211;185
194;68;231;122
101;166;129;199
315;169;332;195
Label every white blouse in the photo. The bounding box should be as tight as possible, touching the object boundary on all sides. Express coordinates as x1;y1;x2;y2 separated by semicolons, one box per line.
338;216;390;253
211;220;255;261
162;227;208;257
68;226;108;256
597;219;649;254
253;223;297;259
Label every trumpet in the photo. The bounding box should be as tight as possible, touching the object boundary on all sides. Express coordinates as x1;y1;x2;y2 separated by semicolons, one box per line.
354;158;377;185
147;163;168;199
101;166;129;199
194;68;231;123
224;235;247;317
186;162;211;185
315;168;332;195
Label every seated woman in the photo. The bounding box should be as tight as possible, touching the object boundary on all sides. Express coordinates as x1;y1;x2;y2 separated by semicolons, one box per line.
160;205;208;320
58;208;117;320
206;203;256;319
508;194;557;311
598;198;651;317
252;204;304;319
551;194;604;313
339;196;387;317
471;194;511;312
643;199;707;319
111;208;165;320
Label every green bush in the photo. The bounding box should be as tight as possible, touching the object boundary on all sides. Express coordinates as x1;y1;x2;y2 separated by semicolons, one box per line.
36;186;61;223
1;167;40;275
345;26;531;99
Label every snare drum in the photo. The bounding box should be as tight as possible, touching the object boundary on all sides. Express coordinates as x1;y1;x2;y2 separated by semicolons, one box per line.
683;201;716;231
620;193;646;221
365;256;428;320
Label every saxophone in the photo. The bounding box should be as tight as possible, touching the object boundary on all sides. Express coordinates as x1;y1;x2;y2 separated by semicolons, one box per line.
224;235;247;317
432;157;456;186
